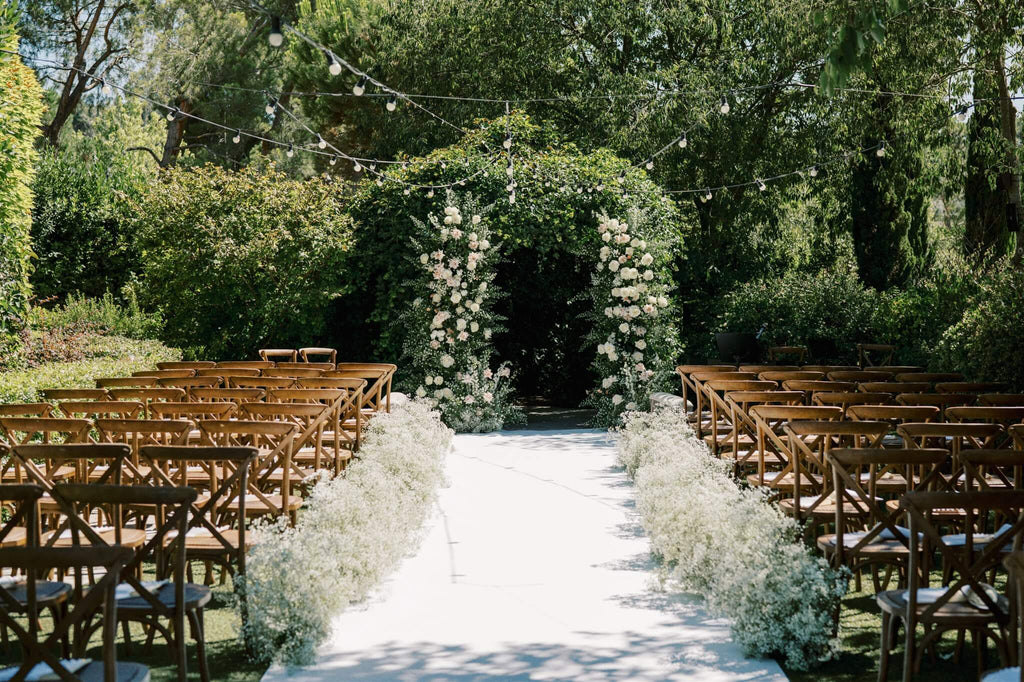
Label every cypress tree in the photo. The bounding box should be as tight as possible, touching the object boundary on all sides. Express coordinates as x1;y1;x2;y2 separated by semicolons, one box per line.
964;64;1011;259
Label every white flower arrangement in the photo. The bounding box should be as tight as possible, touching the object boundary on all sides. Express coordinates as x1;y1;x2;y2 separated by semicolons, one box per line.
585;211;679;425
616;409;847;671
241;401;453;666
401;192;524;432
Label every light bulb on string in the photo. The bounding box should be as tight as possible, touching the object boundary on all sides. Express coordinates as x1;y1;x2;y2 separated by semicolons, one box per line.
376;178;384;187
268;16;284;47
808;165;818;178
617;171;626;184
506;165;514;177
100;80;112;96
702;189;712;202
166;107;178;122
325;51;342;77
720;95;730;114
678;134;687;149
876;141;886;158
502;136;512;150
386;95;397;112
265;99;277;116
352;76;368;96
317;136;327;149
596;183;604;192
756;178;767;192
645;159;654;170
286;144;294;158
329;156;337;166
353;161;363;172
509;191;516;204
427;189;435;198
370;163;376;171
232;131;241;144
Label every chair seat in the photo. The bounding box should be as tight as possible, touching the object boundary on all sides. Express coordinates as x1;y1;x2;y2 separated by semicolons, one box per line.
0;661;149;682
1;465;76;483
0;579;73;609
754;472;825;490
42;527;147;549
817;533;912;557
983;667;1021;682
224;494;304;516
0;527;27;548
877;588;1008;624
779;495;876;519
115;581;212;614
164;528;253;556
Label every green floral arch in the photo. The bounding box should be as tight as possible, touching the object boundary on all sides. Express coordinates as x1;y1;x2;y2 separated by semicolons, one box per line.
342;114;685;429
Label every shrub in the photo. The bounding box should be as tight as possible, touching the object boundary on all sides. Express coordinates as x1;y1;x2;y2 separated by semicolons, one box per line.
130;164;355;359
30;100;164;300
31;290;163;341
617;409;846;670
241;400;452;666
0;21;45;359
938;264;1024;391
0;336;181;403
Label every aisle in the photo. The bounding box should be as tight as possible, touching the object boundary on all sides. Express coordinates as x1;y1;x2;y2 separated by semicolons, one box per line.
263;429;786;681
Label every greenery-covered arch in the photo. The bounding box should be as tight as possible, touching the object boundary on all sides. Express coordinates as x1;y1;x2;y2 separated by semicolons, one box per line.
340;115;684;428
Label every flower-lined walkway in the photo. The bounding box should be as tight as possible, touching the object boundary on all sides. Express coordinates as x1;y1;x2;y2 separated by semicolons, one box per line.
263;427;785;680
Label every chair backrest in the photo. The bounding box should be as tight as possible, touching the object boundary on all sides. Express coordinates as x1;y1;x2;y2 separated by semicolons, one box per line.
95;376;157;388
812;392;893;412
216;360;275;370
960;450;1024;491
331;363;397;412
826;447;950;568
107;388;187;418
0;482;43;548
758;371;825;384
676;364;735;375
57;401;145;420
95;419;193;465
132;369;196;379
263;367;324;378
857;343;895;367
858;381;931;395
149;401;237;421
781;381;858;404
802;365;860;373
259;348;297;362
10;443;135;491
0;545;135;682
846;404;940;425
275;361;335;371
980;394;1024;407
195;367;260;378
41;388;110;401
0;403;54;418
737;364;801;374
827;370;895;382
1012;425;1024;450
157;376;222;391
894;371;965;384
898;422;1005;453
0;417;92;448
157;361;217;370
230;376;296;390
937;382;1010;395
299;347;337;364
766;346;806;363
190;387;265;404
946;406;1024;430
895;392;978;409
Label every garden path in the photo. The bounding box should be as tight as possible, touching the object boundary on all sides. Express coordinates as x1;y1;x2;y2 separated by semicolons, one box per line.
262;428;786;681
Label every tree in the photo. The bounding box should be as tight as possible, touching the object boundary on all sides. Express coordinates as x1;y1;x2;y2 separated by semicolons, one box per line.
965;64;1012;260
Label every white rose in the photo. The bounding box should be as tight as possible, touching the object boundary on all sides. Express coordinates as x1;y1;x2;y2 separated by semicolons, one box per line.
456;319;467;331
472;215;481;224
611;394;623;405
608;351;618;361
640;253;654;266
434;389;445;399
479;282;488;292
643;270;654;281
618;323;629;333
441;355;455;368
415;387;427;398
643;304;655;314
444;206;457;216
632;351;644;361
434;376;444;385
602;232;612;242
479;239;490;250
420;253;430;264
625;401;637;411
466;261;477;271
425;376;434;386
470;321;480;332
635;339;647;350
658;296;668;307
604;307;613;317
443;388;454;399
431;294;441;304
608;261;620;272
451;292;462;303
600;246;610;260
484;329;492;339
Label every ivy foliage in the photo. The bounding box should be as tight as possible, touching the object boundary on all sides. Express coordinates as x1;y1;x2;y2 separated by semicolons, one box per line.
129;163;356;360
0;12;44;360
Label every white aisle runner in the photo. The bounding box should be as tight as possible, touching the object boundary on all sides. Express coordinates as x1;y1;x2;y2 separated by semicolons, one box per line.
263;429;786;681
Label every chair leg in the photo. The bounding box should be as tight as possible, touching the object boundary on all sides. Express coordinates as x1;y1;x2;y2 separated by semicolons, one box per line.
878;611;891;682
188;608;211;682
121;620;133;655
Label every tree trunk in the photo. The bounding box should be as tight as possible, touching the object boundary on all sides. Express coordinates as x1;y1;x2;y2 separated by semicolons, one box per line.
160;99;192;167
993;49;1023;263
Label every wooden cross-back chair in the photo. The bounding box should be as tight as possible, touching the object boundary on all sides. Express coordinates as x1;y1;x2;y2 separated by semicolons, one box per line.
745;405;844;488
0;419;92;486
960;450;1024;492
332;363;397;413
781;380;858;406
50;482;206;682
947;407;1024;435
157;377;222;394
268;388;358;465
718;390;804;475
238;402;330;483
860;382;932;396
157;361;216;371
41;389;110;402
132;369;196;379
699;379;776;459
215;361;274;371
149;402;237;423
980;395;1024;407
228;376;295;391
828;370;895;383
140;445;257;587
776;420;892;526
878;491;1024;681
938;382;1011;395
858;342;896;368
847;405;940;428
813;391;893;415
675;365;734;420
896;392;978;410
899;422;1008;501
107;388;187;418
197;420;300;524
0;404;54;419
758;371;825;385
766;345;807;364
0;545;145;682
56;401;144;421
688;371;759;438
258;349;297;363
95;377;157;389
820;447;949;586
299;347;337;364
189;388;265;406
94;419;192;481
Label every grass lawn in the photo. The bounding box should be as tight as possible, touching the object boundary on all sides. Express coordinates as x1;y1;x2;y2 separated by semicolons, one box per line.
788;578;1006;682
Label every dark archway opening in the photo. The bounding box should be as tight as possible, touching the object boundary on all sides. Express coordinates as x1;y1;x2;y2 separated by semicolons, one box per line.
491;246;597;409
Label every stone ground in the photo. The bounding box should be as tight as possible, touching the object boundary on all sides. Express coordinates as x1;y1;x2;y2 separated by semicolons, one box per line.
263;414;787;681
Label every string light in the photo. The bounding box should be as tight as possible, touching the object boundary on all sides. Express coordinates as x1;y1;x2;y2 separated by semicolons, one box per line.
427;189;434;197
678;134;687;149
326;51;342;77
876;141;887;157
286;144;294;158
268;16;284;47
232;130;241;143
166;107;178;122
720;95;730;114
503;135;512;150
329;156;337;166
317;135;327;149
100;80;112;96
703;189;713;202
353;160;362;172
265;99;276;115
756;178;767;191
386;94;397;112
352;76;368;97
808;165;818;177
644;159;654;170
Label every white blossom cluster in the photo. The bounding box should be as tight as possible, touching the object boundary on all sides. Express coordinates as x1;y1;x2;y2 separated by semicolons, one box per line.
403;194;523;432
242;401;453;666
588;215;673;423
617;409;847;671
